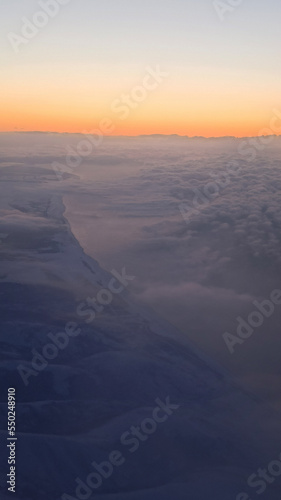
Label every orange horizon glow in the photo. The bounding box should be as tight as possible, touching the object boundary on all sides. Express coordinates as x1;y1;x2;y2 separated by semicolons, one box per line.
2;61;281;139
2;2;281;141
1;123;280;139
1;99;280;138
1;100;279;138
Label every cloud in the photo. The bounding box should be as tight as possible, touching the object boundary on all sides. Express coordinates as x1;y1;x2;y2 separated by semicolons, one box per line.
2;133;281;408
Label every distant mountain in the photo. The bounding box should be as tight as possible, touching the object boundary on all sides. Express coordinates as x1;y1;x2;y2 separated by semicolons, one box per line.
1;131;280;140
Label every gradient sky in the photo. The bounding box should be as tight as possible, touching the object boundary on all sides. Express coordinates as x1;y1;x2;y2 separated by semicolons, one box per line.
1;0;281;136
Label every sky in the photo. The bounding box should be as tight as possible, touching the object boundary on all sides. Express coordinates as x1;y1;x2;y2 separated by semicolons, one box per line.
1;0;281;136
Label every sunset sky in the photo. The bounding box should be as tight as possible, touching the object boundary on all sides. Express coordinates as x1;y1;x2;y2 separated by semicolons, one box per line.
1;0;281;137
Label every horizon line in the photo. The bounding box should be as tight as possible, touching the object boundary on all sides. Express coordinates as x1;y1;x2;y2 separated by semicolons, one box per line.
1;131;281;140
